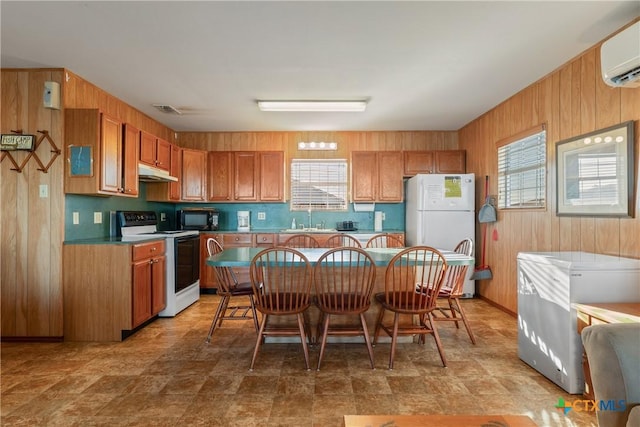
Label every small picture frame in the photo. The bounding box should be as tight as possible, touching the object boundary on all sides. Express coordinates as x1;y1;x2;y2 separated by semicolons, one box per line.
556;120;635;217
69;145;93;176
1;134;36;151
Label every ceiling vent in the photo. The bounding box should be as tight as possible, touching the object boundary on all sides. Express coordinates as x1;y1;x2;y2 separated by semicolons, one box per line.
152;104;182;115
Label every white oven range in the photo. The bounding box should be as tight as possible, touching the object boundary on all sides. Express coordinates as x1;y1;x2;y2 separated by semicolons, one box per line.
117;211;200;317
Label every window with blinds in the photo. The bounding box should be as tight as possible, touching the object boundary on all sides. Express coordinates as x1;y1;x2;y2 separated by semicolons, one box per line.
497;127;546;209
290;159;348;211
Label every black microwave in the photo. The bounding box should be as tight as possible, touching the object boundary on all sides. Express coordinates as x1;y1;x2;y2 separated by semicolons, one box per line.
177;209;219;231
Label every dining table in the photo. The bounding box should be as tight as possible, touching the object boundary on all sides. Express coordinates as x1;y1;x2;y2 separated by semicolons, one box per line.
206;246;475;268
206;246;475;343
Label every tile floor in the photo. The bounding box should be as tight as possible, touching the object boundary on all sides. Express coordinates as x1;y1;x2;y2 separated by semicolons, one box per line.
1;296;596;427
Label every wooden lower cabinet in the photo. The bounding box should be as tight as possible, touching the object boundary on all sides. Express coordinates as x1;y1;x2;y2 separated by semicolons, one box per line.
63;240;165;341
132;241;166;328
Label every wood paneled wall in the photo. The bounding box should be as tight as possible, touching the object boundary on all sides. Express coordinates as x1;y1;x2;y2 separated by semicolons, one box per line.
176;130;458;158
458;25;640;314
1;68;174;338
1;69;64;337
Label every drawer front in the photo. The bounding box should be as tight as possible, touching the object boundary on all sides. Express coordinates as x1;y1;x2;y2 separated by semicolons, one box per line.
132;240;165;262
223;233;253;246
255;233;275;246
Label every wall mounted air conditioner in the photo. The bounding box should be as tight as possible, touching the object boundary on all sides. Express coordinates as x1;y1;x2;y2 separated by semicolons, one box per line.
601;21;640;88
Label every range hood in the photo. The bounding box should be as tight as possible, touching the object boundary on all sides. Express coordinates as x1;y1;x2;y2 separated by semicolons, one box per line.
138;163;178;182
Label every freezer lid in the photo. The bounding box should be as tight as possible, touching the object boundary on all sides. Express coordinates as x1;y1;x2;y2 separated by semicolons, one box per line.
517;251;640;270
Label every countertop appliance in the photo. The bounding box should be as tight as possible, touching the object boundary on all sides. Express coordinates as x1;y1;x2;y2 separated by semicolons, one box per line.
517;251;640;394
405;173;476;297
177;208;219;231
117;211;200;317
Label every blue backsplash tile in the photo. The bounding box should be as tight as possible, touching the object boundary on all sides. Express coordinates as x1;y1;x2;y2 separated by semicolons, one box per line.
65;183;405;240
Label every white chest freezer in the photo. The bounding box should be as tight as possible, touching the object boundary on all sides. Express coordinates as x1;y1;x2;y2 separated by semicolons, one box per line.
517;251;640;394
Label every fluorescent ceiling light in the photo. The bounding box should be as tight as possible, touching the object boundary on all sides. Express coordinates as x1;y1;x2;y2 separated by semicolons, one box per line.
257;100;367;112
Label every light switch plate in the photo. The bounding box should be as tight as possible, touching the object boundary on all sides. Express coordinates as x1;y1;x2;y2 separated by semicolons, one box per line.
73;212;79;225
94;212;102;224
39;184;48;198
257;212;266;220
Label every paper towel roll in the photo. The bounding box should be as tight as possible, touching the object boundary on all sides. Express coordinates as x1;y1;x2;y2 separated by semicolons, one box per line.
374;211;383;232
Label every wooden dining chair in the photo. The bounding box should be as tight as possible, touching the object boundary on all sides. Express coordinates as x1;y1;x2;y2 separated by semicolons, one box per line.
325;234;362;248
249;247;313;370
313;247;376;370
431;238;476;344
373;246;448;369
205;238;259;343
365;233;404;248
282;234;321;248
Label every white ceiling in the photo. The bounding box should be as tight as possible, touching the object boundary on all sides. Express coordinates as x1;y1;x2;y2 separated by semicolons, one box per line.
2;1;638;132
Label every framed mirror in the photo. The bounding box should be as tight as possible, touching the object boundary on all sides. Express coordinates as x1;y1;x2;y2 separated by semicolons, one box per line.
556;120;635;217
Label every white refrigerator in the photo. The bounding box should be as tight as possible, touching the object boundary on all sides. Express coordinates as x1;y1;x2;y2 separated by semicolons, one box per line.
405;173;476;297
517;252;640;394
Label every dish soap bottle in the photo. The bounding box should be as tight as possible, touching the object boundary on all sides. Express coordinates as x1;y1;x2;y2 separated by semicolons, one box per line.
291;218;296;229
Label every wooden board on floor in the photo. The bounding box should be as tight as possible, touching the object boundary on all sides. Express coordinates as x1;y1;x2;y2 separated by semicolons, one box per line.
343;414;538;427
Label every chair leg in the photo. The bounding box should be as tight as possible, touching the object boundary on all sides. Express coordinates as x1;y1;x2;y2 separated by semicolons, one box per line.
217;296;231;328
453;297;476;344
427;312;447;367
448;298;461;329
296;313;311;371
316;311;325;345
359;313;375;369
316;313;331;371
206;295;229;343
249;314;268;371
372;306;386;346
389;312;400;370
249;295;260;335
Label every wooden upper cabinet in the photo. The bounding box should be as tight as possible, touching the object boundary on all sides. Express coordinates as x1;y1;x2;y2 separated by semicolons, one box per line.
181;148;206;201
140;131;171;172
65;109;124;196
352;151;403;202
259;151;284;201
156;138;171;171
139;131;157;167
168;145;182;201
122;124;140;197
100;114;123;194
207;150;284;202
434;150;466;173
404;151;435;175
351;152;378;202
378;151;403;201
208;151;233;201
234;152;259;201
403;150;466;176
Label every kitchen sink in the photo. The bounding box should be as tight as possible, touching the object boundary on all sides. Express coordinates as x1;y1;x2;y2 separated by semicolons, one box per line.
280;228;338;233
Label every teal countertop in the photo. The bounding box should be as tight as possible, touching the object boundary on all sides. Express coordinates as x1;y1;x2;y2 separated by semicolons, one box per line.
207;247;473;267
64;236;165;245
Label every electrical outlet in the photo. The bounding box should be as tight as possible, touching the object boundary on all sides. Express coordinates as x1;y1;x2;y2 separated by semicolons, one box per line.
39;184;48;198
160;213;166;221
72;212;79;225
257;212;266;220
382;213;386;220
94;212;102;224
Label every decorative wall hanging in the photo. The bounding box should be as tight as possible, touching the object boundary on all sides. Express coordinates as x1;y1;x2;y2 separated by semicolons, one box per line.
556;120;635;217
0;129;61;173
